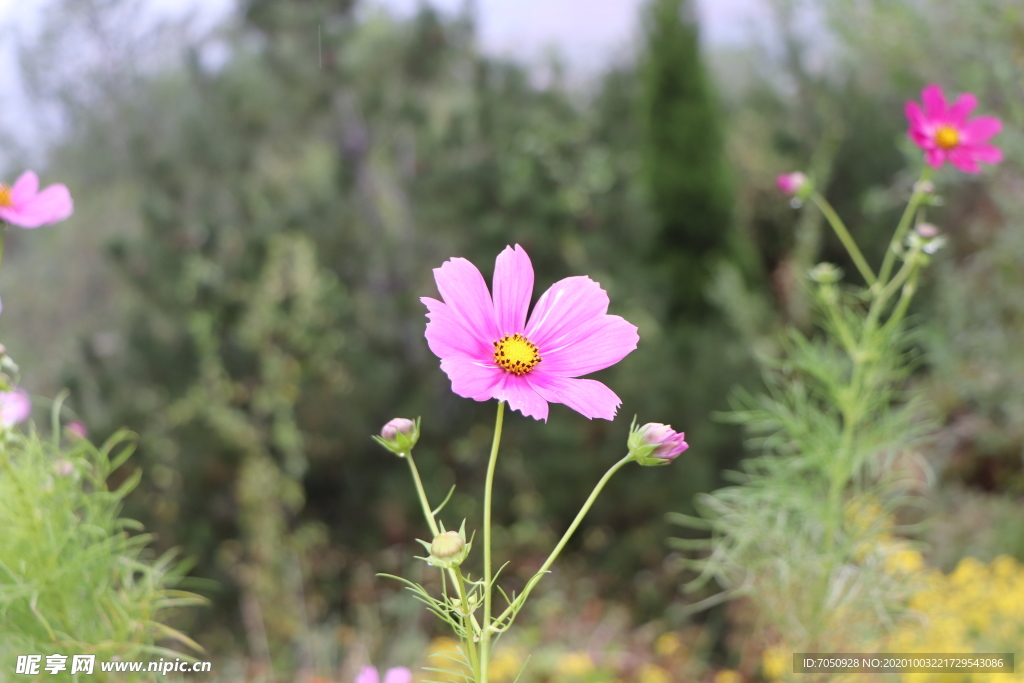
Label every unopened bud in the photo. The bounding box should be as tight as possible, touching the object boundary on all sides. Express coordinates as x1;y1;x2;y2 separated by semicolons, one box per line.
373;417;420;457
54;460;74;477
907;223;946;255
627;418;689;467
66;420;88;440
776;172;811;199
416;521;471;569
809;262;843;284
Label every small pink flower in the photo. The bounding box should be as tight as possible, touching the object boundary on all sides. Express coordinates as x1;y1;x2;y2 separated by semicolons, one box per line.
905;84;1002;173
355;666;412;683
66;420;88;440
0;171;74;228
776;172;807;196
422;245;639;421
0;388;31;427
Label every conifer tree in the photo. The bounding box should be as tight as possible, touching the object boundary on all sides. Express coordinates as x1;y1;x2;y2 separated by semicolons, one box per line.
639;0;734;320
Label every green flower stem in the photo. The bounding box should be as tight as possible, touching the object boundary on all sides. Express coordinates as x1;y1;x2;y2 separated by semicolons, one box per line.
809;192;876;287
480;400;505;683
865;245;922;337
491;452;633;630
877;167;932;287
883;276;920;334
454;566;481;678
406;453;441;537
405;453;481;667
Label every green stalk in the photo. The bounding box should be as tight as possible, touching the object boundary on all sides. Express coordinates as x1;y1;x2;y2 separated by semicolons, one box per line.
809;193;876;287
479;400;505;683
491;452;633;630
405;454;481;672
454;566;481;678
877;168;931;288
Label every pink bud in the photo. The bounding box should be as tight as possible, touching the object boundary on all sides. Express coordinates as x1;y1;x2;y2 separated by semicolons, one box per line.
55;460;74;476
776;172;807;196
642;423;689;461
66;420;88;440
914;223;939;239
381;418;415;441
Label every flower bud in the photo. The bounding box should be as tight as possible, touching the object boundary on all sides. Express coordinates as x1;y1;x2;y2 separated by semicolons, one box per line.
907;223;946;255
627;418;689;466
66;420;88;440
416;521;471;569
372;417;420;457
776;172;811;198
809;262;843;284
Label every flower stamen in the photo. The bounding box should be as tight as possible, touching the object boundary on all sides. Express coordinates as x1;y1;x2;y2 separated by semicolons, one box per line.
935;126;960;150
0;185;11;208
493;333;541;375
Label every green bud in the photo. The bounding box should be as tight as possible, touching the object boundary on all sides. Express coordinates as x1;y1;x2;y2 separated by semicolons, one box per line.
416;520;471;569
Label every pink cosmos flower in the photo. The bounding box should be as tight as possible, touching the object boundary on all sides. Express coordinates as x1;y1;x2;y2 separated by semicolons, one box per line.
0;388;31;427
355;666;412;683
905;84;1002;173
422;245;639;421
776;172;807;196
0;171;74;228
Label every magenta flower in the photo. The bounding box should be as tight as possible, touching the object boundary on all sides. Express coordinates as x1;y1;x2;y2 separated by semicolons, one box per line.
422;245;639;421
905;84;1002;173
0;171;74;228
776;172;808;196
355;666;412;683
0;388;31;427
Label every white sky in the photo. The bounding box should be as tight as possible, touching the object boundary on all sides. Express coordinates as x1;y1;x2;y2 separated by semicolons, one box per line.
0;0;769;163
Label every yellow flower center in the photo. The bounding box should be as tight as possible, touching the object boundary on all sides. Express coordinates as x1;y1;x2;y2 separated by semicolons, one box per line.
0;184;11;207
493;333;541;375
935;126;960;150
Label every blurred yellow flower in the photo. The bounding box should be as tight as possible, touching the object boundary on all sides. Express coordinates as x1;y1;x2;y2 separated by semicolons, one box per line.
637;663;672;683
555;651;595;677
426;637;469;675
714;669;742;683
761;646;788;681
654;631;684;658
488;645;527;682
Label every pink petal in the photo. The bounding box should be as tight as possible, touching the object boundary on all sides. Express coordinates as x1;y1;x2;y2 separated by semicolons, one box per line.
491;244;533;335
422;297;493;360
963;116;1002;144
433;257;500;344
526;276;609;350
383;668;413;683
948;148;981;174
355;667;381;683
526;373;622;420
5;184;74;228
539;314;638;377
495;373;549;421
967;143;1003;164
921;84;947;119
924;148;946;169
9;171;39;204
946;92;977;126
439;356;505;401
904;101;928;131
0;388;31;426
